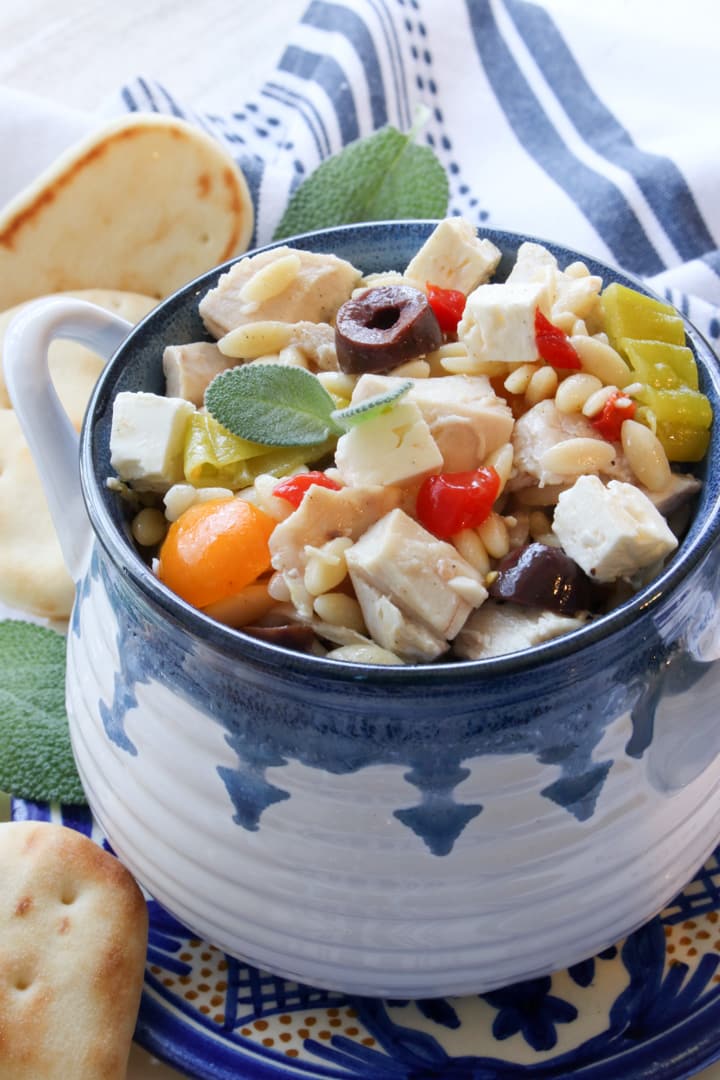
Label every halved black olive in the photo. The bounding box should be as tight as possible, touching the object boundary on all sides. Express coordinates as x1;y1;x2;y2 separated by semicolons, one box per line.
335;285;443;374
488;542;605;615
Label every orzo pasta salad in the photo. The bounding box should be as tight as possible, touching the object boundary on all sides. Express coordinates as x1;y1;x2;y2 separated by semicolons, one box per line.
108;219;712;664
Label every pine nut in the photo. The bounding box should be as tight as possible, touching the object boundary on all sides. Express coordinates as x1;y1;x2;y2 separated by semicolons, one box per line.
570;334;632;387
621;419;672;491
555;373;603;414
540;437;616;476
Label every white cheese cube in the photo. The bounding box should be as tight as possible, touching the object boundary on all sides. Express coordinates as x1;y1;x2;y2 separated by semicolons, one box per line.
110;391;195;492
346;508;487;640
349;373;514;472
334;401;442;488
552;475;678;583
458;281;548;366
455;602;586;660
506;241;558;297
404;217;502;295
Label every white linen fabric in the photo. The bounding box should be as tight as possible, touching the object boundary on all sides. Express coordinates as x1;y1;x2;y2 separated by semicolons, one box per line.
3;0;719;353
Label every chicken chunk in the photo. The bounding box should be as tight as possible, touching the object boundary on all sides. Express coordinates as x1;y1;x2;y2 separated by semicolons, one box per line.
509;400;634;491
163;342;237;406
349;373;514;472
199;246;361;338
454;602;587;660
269;483;401;616
345;509;487;643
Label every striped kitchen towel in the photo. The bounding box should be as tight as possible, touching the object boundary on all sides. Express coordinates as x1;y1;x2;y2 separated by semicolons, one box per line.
118;0;720;354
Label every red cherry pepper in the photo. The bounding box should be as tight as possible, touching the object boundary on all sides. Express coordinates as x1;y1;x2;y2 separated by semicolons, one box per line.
534;308;582;370
416;466;501;539
590;390;636;442
426;283;466;334
273;471;341;508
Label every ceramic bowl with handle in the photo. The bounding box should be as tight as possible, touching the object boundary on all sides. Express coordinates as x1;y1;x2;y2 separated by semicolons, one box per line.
6;221;720;998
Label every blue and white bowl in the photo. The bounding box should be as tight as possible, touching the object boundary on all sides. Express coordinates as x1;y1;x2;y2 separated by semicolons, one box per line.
5;222;720;998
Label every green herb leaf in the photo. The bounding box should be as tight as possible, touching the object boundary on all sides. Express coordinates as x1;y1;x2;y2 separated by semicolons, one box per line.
205;364;342;446
273;122;449;240
331;380;413;429
0;621;86;804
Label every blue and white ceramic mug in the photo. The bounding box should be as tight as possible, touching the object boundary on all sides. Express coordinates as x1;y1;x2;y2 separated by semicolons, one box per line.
6;222;720;997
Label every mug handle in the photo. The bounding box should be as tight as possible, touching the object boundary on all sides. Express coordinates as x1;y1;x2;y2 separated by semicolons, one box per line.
3;297;133;582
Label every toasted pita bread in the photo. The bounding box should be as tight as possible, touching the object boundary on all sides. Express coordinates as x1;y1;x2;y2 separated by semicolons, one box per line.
0;289;156;618
0;820;148;1080
0;113;254;307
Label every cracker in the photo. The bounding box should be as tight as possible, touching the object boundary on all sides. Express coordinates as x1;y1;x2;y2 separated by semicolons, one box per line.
0;290;157;618
0;113;254;307
0;820;148;1080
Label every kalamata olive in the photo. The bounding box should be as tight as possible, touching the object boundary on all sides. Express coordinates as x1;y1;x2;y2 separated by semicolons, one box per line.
334;285;443;374
488;542;604;615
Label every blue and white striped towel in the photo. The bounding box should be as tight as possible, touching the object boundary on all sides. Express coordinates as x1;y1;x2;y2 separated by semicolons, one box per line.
7;0;718;354
117;0;720;355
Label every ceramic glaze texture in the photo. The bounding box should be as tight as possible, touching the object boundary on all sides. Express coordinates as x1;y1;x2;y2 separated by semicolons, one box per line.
10;222;720;998
65;535;720;995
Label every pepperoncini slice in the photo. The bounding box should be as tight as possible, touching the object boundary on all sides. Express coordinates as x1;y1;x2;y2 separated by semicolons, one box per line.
621;339;699;390
654;422;711;463
602;283;685;351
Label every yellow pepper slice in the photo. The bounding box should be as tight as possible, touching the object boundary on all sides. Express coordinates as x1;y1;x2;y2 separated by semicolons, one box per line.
621;339;699;390
602;283;685;351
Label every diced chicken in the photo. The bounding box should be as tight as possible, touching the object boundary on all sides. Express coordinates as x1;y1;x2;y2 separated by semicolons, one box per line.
509;400;634;491
404;217;502;295
334;401;443;488
269;483;402;616
454;602;587;660
289;321;338;371
110;392;194;492
352;577;449;663
350;373;514;472
163;342;237;406
552;475;678;582
199;246;361;338
458;281;550;366
643;471;701;516
345;509;487;644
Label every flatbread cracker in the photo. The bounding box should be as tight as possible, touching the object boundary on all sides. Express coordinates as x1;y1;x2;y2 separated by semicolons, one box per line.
0;289;157;618
0;820;148;1080
0;113;254;307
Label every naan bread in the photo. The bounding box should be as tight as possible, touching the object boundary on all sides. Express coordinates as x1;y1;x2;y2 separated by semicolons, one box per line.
0;820;148;1080
0;113;254;307
0;289;156;618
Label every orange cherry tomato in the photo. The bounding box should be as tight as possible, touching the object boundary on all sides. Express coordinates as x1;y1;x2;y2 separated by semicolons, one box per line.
158;497;275;609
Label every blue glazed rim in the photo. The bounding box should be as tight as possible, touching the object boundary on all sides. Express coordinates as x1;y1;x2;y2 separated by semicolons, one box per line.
81;220;720;685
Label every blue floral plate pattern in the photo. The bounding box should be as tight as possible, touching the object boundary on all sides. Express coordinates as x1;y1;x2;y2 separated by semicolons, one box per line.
13;798;720;1080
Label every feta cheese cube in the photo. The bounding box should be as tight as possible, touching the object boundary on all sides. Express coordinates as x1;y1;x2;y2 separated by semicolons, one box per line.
458;281;549;365
346;508;487;640
552;475;678;582
334;401;442;487
404;217;502;295
110;391;195;492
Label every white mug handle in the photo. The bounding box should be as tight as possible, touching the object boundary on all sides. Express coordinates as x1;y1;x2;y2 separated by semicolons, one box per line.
3;297;133;581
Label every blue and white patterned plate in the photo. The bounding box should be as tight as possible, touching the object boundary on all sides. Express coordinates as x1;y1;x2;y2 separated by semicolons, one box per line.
13;798;720;1080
